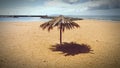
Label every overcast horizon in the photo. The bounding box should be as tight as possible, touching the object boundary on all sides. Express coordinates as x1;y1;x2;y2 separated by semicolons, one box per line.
0;0;120;16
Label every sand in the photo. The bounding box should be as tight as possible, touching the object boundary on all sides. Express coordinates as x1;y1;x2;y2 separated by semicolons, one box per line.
0;20;120;68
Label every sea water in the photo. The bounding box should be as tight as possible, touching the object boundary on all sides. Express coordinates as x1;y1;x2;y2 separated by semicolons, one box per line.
71;15;120;21
0;15;120;22
0;17;51;22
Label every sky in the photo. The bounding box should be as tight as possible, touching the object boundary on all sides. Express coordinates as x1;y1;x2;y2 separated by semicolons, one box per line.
0;0;120;15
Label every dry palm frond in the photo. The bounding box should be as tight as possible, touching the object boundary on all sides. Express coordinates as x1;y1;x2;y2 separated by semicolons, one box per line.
40;15;80;32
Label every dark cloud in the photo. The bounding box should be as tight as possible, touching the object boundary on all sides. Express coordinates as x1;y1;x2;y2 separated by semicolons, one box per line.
63;0;89;4
87;0;120;10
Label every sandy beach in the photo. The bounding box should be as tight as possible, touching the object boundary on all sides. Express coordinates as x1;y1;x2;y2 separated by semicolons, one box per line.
0;20;120;68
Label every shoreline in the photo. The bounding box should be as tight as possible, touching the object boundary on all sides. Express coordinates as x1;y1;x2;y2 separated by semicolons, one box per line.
0;19;120;23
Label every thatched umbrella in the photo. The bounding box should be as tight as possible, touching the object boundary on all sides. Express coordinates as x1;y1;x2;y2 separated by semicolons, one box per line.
40;15;80;45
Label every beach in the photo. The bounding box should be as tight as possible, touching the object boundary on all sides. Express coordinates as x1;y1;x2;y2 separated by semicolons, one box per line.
0;20;120;68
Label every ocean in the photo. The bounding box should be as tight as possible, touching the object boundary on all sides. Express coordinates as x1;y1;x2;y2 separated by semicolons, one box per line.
68;15;120;21
0;17;51;22
0;15;120;22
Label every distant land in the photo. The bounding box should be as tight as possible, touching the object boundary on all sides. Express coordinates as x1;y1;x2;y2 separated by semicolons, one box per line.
0;15;83;21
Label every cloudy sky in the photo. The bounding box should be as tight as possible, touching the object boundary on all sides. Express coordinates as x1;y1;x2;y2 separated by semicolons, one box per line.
0;0;120;15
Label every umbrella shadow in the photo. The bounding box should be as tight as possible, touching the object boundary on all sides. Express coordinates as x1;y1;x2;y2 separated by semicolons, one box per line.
49;42;93;56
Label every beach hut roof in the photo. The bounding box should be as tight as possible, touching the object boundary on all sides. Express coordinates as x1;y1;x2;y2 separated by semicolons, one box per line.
40;15;80;32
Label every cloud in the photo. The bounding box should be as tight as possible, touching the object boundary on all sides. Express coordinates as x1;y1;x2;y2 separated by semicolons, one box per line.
87;0;120;10
0;0;120;15
24;0;37;2
44;0;66;6
63;0;79;4
44;0;120;11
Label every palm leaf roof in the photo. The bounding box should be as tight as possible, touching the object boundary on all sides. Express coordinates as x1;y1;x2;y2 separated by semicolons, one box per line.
40;15;80;32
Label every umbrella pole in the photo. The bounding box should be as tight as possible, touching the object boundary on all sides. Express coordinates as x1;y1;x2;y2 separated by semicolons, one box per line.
60;24;62;45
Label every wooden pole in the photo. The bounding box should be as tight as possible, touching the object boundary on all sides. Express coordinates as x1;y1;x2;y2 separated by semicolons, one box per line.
60;24;62;45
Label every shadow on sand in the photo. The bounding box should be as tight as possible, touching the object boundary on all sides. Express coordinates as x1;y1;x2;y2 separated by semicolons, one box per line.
49;42;93;56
